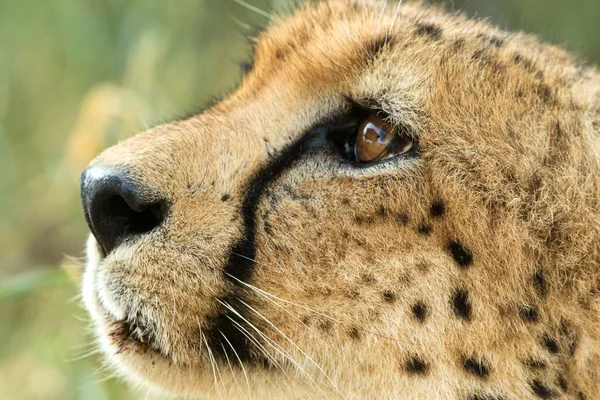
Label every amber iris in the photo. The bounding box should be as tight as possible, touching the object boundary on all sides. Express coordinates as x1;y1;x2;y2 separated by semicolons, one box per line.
354;115;413;163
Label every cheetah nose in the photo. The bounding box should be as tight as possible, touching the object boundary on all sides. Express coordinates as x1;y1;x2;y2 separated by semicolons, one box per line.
80;166;168;256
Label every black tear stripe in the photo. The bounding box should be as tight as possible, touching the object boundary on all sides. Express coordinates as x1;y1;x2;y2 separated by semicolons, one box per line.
205;103;421;365
206;131;323;365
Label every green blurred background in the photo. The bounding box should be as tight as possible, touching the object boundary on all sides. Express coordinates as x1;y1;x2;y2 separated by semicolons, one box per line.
0;0;598;399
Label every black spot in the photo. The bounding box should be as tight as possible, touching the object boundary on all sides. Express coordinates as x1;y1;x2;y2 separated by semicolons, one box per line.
448;241;473;268
452;289;472;321
519;304;540;323
366;35;395;58
513;54;534;71
556;375;568;391
220;194;231;202
530;379;555;399
473;48;488;60
416;260;430;274
361;272;376;284
354;215;374;225
405;356;429;375
534;268;547;296
348;326;361;340
469;395;503;400
396;213;409;225
382;290;396;303
415;22;442;40
318;319;333;333
535;83;554;103
346;288;360;300
418;223;432;235
542;335;560;354
463;357;490;379
489;36;504;47
524;358;547;369
452;38;466;51
275;48;287;60
516;88;525;98
377;206;388;217
430;201;445;217
411;302;428;322
476;33;504;48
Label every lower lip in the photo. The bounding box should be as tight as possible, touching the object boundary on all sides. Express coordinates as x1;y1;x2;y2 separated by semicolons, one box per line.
93;293;159;355
105;317;164;356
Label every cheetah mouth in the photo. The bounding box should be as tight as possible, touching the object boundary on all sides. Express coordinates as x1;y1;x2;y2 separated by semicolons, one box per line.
88;286;164;358
108;316;160;354
95;299;164;357
84;236;255;369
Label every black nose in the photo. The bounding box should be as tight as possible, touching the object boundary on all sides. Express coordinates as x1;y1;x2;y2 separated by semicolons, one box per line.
80;166;167;256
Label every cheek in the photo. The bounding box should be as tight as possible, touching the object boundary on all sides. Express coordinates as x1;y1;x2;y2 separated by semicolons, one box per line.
252;175;431;304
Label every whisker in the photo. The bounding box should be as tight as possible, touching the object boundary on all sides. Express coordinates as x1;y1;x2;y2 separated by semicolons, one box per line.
230;0;272;19
386;0;404;45
220;330;251;392
237;276;315;334
87;367;120;385
222;305;331;399
239;299;347;400
223;313;288;376
69;339;100;351
377;0;389;32
219;340;248;399
66;346;102;362
68;292;84;304
226;269;405;344
200;327;224;399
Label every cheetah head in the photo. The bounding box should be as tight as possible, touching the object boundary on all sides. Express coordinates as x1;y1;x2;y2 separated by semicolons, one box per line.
80;1;600;398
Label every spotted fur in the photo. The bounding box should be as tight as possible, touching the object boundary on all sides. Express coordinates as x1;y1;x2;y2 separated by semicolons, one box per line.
81;1;600;399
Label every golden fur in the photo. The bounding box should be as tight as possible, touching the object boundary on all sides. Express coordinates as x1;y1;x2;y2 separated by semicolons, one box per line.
81;1;600;399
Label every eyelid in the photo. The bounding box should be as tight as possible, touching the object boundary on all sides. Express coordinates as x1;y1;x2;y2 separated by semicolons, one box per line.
343;96;387;117
343;95;421;140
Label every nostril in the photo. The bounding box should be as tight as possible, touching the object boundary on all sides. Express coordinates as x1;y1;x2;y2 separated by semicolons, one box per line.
81;166;168;256
105;195;165;236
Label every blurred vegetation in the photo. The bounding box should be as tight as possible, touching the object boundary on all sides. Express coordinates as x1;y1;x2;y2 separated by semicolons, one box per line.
0;0;598;399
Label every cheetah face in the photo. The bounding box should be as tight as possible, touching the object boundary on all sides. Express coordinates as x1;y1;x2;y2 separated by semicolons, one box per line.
80;1;600;399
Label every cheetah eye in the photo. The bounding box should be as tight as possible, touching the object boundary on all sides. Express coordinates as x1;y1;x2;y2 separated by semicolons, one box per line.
325;106;417;166
353;115;413;163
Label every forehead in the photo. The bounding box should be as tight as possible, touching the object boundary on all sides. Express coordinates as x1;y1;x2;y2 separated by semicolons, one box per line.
247;1;475;82
217;3;429;142
228;1;496;136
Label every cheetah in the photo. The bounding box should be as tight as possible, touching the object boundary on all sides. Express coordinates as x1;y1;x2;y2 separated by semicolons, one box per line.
79;1;600;399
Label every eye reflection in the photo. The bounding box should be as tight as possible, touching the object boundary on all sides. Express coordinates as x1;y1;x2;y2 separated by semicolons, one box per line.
354;115;413;163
